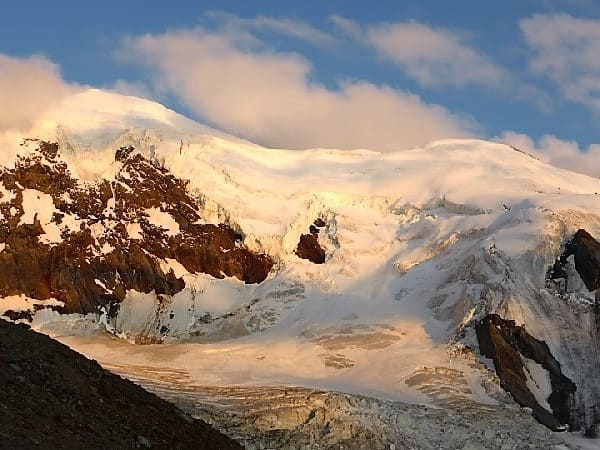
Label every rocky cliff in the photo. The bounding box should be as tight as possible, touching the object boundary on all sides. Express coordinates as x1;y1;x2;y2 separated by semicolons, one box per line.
0;141;272;321
476;228;600;434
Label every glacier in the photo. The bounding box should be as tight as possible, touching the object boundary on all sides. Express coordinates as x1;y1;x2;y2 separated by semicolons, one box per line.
1;88;600;448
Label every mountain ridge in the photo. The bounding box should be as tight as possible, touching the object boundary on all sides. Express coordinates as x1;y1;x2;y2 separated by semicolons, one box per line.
2;89;600;440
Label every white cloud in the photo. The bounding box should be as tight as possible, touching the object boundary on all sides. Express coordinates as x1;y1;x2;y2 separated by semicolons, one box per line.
0;54;79;132
499;131;600;177
108;79;155;99
367;22;508;88
206;11;337;47
332;17;508;88
521;14;600;111
329;15;363;40
329;16;552;110
119;27;476;151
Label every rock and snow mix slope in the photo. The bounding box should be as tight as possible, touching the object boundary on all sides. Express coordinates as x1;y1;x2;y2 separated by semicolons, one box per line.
2;89;600;440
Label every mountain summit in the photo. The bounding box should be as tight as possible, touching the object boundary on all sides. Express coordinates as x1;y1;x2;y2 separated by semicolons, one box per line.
2;89;600;438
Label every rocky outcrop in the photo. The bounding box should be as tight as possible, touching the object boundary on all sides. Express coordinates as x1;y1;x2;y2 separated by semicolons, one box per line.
295;218;326;264
550;229;600;291
0;319;242;449
0;141;273;315
543;229;600;434
476;314;576;431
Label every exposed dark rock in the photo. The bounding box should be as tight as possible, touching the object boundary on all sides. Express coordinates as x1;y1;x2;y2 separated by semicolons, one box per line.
2;309;33;321
114;145;135;162
546;231;600;432
0;318;242;449
476;314;576;431
167;224;273;284
585;422;599;439
0;141;273;316
550;229;600;291
295;219;326;264
313;218;326;228
594;291;600;344
549;258;568;281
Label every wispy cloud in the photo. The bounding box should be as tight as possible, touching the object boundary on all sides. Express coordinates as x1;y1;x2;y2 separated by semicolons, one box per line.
328;15;553;111
368;23;508;88
329;15;363;40
331;16;508;89
0;54;80;133
205;11;337;47
521;13;600;111
118;27;477;151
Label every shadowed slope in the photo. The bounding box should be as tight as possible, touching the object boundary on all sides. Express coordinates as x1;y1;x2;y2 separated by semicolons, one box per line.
0;319;243;449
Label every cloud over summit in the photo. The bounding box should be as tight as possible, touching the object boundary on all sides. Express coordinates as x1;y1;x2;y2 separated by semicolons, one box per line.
0;54;78;133
118;26;477;151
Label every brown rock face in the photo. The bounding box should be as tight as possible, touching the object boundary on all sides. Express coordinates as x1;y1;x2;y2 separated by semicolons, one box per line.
550;229;600;291
476;314;576;431
295;219;326;264
0;141;273;315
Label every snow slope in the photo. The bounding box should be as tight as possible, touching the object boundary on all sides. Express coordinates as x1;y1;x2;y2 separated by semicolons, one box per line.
3;89;600;437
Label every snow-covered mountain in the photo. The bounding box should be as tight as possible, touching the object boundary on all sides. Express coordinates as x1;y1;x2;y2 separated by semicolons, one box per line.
2;89;600;440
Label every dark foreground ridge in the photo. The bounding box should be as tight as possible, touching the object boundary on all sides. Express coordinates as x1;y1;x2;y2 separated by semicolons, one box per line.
0;319;243;449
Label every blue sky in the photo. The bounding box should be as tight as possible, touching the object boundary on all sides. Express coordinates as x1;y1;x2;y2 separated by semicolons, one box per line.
1;1;600;172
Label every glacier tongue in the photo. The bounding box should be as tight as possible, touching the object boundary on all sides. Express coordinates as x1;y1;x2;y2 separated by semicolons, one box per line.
2;88;600;439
